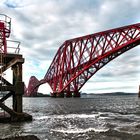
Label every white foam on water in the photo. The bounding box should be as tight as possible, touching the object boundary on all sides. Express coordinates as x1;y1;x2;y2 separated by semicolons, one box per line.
64;114;99;119
35;113;100;120
51;127;109;134
35;116;50;120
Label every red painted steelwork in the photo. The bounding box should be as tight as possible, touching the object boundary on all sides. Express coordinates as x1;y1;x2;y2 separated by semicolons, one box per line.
26;76;39;96
0;14;11;53
27;23;140;96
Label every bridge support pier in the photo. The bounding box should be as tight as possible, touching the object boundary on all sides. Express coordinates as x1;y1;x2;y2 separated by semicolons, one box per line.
73;92;81;97
51;91;81;98
51;93;56;97
51;92;65;97
57;92;64;98
66;92;72;98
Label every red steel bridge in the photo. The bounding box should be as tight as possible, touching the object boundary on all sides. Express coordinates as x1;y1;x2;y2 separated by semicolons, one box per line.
26;23;140;97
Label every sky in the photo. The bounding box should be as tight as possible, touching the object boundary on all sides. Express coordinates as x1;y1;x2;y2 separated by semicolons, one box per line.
1;0;140;94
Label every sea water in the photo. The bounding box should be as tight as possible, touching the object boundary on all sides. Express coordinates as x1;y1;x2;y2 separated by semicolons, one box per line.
0;94;140;140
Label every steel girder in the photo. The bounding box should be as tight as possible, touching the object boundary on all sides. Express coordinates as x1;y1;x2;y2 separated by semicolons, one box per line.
28;23;140;96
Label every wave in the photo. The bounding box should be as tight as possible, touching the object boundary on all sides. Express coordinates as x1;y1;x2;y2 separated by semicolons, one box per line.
51;127;109;134
35;112;109;120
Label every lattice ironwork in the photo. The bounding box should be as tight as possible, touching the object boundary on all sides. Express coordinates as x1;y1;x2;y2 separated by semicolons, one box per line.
26;76;39;96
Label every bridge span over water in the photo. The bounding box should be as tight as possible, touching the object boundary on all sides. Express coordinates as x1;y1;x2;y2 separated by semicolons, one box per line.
26;23;140;97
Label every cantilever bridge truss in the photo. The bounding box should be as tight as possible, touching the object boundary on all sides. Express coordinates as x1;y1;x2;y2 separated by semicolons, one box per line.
27;23;140;97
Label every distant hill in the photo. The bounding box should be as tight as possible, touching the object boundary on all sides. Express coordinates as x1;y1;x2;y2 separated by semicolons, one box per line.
81;92;137;96
36;92;50;97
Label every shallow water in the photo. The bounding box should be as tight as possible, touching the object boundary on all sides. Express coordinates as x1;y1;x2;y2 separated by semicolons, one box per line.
0;95;140;140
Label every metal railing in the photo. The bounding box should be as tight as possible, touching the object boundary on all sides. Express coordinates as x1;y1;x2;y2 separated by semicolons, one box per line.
7;40;20;54
0;14;20;54
0;14;11;37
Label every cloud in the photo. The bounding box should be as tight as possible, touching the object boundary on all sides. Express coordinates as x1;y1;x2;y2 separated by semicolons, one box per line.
1;0;140;93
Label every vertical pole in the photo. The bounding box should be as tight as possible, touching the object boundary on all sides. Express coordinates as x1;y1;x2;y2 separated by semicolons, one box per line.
12;65;17;112
3;31;7;54
138;85;140;97
12;63;24;113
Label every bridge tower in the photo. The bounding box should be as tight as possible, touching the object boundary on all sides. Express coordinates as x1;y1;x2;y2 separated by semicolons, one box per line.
0;14;32;122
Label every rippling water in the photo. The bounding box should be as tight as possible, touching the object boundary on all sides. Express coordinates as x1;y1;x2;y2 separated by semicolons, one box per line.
0;95;140;140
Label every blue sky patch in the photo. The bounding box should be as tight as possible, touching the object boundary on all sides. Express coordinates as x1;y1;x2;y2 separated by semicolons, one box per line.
4;0;17;8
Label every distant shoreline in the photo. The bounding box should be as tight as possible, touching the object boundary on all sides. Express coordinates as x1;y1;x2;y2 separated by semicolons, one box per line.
81;92;137;96
22;92;138;97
